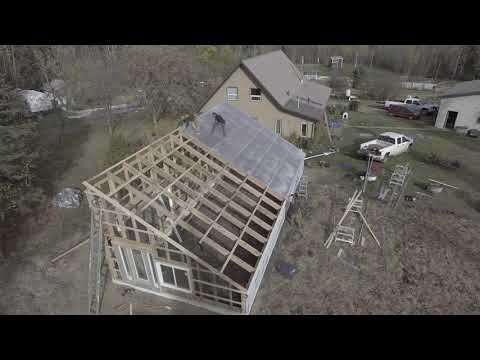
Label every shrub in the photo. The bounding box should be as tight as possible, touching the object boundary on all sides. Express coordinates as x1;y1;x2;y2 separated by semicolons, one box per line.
362;70;401;101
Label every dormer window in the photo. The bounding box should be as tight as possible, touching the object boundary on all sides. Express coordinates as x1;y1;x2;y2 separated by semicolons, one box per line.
250;88;262;101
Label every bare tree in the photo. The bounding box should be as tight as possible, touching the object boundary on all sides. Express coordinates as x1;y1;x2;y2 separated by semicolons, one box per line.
70;45;130;135
127;46;205;127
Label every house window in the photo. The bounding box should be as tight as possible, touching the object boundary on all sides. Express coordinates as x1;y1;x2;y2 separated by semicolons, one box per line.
275;119;282;135
250;88;262;101
119;247;132;280
131;249;148;281
227;87;239;101
300;123;308;137
155;261;192;293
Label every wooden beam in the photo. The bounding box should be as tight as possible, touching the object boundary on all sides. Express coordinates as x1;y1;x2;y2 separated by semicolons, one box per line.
202;237;230;257
83;181;247;291
230;254;255;273
183;134;284;205
197;175;250;249
85;128;182;185
220;187;270;274
237;239;261;257
105;138;192;197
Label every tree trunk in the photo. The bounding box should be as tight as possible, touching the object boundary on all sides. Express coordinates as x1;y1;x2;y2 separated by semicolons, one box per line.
9;45;17;87
369;50;375;68
66;85;72;112
105;102;113;135
433;60;441;82
451;48;462;80
152;108;158;127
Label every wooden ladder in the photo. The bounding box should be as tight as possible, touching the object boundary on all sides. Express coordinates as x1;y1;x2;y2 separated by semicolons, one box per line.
87;208;107;315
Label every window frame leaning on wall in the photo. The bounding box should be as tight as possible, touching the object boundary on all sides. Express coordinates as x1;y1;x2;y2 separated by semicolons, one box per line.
155;260;193;293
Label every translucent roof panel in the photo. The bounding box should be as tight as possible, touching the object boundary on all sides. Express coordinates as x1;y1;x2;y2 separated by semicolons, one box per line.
184;103;305;199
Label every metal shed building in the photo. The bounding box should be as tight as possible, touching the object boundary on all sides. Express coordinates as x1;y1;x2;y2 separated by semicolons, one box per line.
435;80;480;131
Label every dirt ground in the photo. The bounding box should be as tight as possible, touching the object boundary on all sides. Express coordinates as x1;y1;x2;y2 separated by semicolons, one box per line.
0;110;211;315
251;161;480;314
2;103;480;315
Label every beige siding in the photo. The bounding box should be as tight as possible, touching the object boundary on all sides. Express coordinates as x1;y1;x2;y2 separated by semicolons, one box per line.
435;95;480;130
201;67;319;138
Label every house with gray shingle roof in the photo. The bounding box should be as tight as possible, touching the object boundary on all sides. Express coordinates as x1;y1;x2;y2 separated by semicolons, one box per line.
200;50;331;142
435;80;480;131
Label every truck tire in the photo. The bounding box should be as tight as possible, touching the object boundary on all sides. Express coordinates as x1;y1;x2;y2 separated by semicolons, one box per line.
383;153;390;162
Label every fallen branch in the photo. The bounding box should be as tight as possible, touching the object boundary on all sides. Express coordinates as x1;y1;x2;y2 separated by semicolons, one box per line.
428;178;460;190
51;238;89;263
415;191;433;198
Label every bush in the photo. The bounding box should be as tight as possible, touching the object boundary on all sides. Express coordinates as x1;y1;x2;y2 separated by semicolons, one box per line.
349;100;360;111
285;133;299;146
352;66;366;89
329;70;349;96
362;70;401;100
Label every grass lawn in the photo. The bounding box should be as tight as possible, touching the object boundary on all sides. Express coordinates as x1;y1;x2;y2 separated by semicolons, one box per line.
307;100;480;214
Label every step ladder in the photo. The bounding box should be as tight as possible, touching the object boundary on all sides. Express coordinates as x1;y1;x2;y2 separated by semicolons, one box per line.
325;189;381;249
350;198;364;213
334;225;355;245
387;164;411;209
298;175;308;200
389;164;409;187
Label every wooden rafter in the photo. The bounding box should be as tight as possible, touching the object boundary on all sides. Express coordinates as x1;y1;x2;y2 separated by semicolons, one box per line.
83;128;285;289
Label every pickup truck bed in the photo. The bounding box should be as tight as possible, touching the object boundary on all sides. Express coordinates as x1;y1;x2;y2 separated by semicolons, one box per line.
358;132;414;161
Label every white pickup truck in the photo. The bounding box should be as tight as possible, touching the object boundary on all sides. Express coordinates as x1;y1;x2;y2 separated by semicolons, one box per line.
384;96;438;115
358;132;414;161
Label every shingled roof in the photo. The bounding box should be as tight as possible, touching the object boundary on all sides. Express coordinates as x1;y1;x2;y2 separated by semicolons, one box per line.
440;80;480;98
240;50;331;122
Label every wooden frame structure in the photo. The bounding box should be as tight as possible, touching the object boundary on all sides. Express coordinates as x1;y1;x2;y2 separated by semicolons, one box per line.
83;128;288;314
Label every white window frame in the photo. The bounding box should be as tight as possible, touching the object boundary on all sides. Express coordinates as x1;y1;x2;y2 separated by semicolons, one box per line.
227;87;239;101
130;248;150;283
300;123;308;138
275;119;282;135
118;246;133;281
250;88;262;101
159;187;174;211
147;253;159;288
155;260;193;294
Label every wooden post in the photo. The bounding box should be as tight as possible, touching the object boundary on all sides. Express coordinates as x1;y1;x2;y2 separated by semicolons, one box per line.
324;112;333;145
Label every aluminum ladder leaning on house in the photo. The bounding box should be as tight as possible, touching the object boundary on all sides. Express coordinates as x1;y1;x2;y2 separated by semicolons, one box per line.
298;175;308;200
